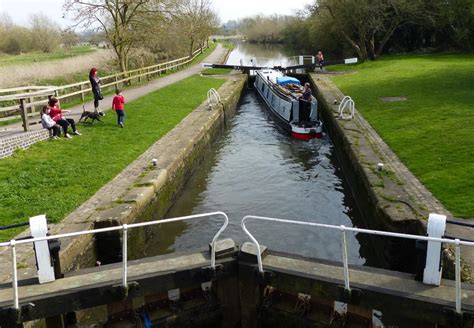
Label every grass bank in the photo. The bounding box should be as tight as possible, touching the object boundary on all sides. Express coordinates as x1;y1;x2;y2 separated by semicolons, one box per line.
328;54;474;218
0;46;96;67
0;74;225;241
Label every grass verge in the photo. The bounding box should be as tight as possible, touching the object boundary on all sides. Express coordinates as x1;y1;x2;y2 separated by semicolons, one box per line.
0;74;225;241
328;53;474;218
201;68;232;75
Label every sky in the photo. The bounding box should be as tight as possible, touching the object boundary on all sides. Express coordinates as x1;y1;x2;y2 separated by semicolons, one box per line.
0;0;314;28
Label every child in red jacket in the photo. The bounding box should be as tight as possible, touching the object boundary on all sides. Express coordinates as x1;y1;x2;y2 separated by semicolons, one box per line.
112;89;126;128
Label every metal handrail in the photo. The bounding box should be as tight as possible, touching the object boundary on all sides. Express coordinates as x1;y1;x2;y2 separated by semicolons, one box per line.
338;95;355;120
1;211;228;309
241;215;474;314
207;88;221;109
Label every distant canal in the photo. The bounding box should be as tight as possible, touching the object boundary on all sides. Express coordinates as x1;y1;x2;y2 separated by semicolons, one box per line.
139;42;381;267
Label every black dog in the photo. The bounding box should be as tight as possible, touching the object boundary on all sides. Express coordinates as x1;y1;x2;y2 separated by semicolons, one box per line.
79;106;105;123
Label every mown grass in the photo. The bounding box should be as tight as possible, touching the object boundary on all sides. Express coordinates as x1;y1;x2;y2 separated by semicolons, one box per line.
328;53;474;218
0;74;225;241
0;46;96;67
201;68;232;75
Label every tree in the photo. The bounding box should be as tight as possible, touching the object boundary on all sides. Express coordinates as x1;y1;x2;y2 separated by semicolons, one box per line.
29;13;61;52
239;15;293;43
5;27;32;54
174;0;219;57
64;0;173;72
315;0;426;60
61;30;79;49
0;13;14;52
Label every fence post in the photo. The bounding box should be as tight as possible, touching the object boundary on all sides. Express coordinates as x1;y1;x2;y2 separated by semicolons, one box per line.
20;98;28;132
27;89;35;117
80;84;85;103
138;69;142;84
147;67;151;81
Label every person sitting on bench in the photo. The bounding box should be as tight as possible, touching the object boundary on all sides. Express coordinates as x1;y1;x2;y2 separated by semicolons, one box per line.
41;105;61;139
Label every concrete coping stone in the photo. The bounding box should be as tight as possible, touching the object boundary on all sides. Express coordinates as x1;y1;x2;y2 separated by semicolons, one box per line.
240;242;268;263
209;238;237;258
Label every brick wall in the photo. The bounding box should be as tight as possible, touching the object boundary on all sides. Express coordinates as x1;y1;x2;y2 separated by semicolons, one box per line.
0;129;51;159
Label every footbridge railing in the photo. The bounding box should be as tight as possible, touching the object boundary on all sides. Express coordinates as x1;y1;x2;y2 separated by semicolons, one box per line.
0;212;228;310
241;214;474;314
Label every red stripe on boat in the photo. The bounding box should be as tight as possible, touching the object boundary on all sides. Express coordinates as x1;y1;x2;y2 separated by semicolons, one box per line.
291;131;322;140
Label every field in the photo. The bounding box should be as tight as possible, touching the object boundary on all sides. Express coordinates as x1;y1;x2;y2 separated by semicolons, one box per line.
328;54;474;218
0;46;96;67
0;74;225;241
0;48;113;88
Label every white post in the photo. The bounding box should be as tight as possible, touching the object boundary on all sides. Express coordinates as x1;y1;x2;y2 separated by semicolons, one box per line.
423;213;447;285
30;215;55;284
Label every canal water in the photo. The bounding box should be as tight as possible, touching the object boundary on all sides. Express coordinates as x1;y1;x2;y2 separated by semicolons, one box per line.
139;42;380;267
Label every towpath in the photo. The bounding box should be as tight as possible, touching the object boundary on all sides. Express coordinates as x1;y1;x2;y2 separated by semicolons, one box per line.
0;43;228;140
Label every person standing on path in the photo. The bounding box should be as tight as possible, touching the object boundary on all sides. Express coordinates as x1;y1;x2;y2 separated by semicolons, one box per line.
112;89;126;128
316;51;324;70
89;67;103;112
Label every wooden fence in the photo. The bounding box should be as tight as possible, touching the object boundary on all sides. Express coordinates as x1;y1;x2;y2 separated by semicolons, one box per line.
0;47;206;131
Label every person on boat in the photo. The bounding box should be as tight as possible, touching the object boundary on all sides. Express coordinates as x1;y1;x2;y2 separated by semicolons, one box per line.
316;51;324;70
299;83;313;101
89;67;103;112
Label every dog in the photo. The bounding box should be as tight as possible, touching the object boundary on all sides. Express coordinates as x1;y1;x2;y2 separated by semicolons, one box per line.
79;106;105;123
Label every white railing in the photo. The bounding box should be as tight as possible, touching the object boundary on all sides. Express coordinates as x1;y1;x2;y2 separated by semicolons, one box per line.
0;46;206;127
241;215;474;314
0;211;228;310
338;96;355;120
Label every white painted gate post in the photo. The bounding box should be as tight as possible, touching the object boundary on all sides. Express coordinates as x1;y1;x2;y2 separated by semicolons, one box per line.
423;213;447;285
29;214;55;284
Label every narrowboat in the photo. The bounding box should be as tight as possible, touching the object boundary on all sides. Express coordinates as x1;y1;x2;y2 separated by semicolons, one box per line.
254;69;322;140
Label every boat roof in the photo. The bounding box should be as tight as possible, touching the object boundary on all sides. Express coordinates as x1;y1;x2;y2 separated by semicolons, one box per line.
257;69;284;84
276;76;301;86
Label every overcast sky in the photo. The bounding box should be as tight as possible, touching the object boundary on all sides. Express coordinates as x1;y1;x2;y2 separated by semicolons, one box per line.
0;0;313;28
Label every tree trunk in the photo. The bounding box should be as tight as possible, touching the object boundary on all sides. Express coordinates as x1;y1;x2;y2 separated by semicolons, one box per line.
368;33;376;60
375;22;400;58
189;37;195;58
341;31;366;60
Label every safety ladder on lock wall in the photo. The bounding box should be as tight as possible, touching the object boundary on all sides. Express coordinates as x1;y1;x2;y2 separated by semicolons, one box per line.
207;88;221;110
338;96;355;120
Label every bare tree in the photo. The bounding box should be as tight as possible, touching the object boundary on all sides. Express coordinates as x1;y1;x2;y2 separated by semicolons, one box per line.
30;13;61;53
239;15;292;43
64;0;173;72
175;0;219;57
0;13;14;52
